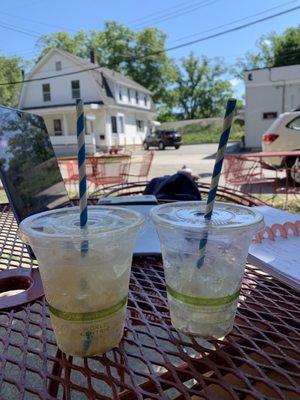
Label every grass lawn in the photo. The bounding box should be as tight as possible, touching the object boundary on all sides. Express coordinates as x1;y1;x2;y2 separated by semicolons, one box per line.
180;121;244;145
258;194;300;214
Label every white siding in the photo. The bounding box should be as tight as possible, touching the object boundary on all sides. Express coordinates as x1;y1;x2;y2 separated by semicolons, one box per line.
244;64;300;148
114;84;151;110
19;49;155;153
245;86;283;148
92;110;107;148
20;53;101;109
106;110;148;146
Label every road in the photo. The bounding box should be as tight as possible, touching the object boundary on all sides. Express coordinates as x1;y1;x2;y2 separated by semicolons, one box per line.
133;142;240;184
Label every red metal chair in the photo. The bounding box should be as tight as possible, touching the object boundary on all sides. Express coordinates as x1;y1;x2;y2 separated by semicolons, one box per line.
88;157;131;193
223;155;277;195
58;158;95;196
58;160;79;195
123;150;154;182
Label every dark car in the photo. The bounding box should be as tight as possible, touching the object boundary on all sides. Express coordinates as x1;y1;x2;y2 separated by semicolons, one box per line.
143;130;182;150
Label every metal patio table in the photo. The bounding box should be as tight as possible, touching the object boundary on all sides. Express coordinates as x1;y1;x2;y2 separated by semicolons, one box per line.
236;151;300;192
0;192;299;399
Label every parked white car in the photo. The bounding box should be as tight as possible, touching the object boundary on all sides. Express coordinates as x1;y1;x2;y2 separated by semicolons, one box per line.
262;111;300;184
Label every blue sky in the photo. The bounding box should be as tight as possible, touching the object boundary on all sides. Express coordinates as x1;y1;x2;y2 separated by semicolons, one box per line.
1;0;300;98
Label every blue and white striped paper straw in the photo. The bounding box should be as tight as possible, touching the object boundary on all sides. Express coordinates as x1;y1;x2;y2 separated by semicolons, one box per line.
197;99;236;268
76;99;88;255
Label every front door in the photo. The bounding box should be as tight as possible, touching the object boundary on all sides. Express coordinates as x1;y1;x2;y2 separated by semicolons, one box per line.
111;116;119;146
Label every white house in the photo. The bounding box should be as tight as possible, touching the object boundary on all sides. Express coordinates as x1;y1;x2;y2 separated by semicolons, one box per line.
244;64;300;149
19;48;156;155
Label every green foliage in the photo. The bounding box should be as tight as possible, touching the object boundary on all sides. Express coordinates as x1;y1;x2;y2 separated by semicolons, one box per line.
235;34;276;77
36;22;176;107
89;22;135;72
127;27;177;105
179;121;244;145
0;55;23;107
157;107;177;122
0;111;61;212
258;195;300;214
35;25;238;120
174;53;233;120
36;31;89;60
235;26;300;76
273;27;300;67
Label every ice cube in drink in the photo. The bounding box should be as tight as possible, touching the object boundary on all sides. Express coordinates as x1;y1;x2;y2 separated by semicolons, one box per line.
150;202;264;339
19;206;144;356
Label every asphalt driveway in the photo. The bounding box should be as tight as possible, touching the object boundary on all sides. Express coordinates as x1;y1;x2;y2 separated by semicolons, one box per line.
133;142;240;184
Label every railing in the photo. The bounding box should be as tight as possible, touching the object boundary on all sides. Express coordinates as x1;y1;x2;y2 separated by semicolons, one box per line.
50;135;96;155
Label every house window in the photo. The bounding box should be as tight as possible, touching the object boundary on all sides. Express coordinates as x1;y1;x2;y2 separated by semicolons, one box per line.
85;120;93;135
135;91;139;104
118;116;124;133
111;116;117;133
119;88;123;101
136;120;144;132
53;119;62;136
263;112;277;120
55;61;62;71
71;80;80;99
42;83;51;102
144;96;147;106
127;88;131;102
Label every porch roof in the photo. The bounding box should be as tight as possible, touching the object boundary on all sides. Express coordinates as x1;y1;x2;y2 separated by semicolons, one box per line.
21;101;104;113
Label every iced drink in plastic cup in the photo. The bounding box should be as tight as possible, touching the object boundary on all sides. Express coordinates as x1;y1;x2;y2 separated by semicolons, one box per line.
19;206;144;356
150;201;264;339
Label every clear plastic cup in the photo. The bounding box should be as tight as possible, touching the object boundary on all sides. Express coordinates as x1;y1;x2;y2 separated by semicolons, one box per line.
19;206;144;356
150;201;264;339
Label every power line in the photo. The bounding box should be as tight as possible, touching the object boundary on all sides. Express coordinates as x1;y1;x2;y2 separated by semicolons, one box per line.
131;0;220;29
4;1;293;61
130;0;215;28
1;4;300;87
2;1;291;62
167;0;300;45
0;10;79;33
123;0;200;25
1;2;213;60
0;20;42;38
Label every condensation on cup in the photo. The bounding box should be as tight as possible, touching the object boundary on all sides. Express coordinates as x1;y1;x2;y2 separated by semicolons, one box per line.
150;201;264;339
19;206;144;356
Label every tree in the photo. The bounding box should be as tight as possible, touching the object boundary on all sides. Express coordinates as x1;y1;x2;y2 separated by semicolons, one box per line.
127;27;177;105
235;26;300;76
175;53;233;120
0;55;23;107
89;22;135;73
36;22;176;107
235;34;275;76
36;31;89;60
273;27;300;67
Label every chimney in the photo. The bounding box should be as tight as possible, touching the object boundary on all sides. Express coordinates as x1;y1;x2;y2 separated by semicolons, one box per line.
90;49;95;64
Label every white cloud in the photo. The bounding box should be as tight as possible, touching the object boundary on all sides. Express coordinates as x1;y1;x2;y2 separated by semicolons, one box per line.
262;39;272;47
229;78;240;87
